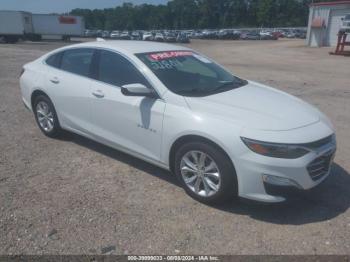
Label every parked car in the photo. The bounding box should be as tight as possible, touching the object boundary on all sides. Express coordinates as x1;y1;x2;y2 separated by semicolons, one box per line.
274;30;285;38
164;32;177;43
131;31;142;40
259;31;278;40
285;30;296;38
191;31;204;39
294;29;307;39
271;31;284;39
84;29;93;37
119;31;131;40
154;33;165;42
202;30;219;39
101;31;110;38
176;33;190;43
218;29;240;40
218;29;229;39
232;30;241;40
241;32;260;40
85;30;100;38
20;41;336;204
95;30;103;38
142;31;154;41
110;31;120;39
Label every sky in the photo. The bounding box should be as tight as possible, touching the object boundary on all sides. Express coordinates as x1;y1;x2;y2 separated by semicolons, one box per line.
0;0;168;14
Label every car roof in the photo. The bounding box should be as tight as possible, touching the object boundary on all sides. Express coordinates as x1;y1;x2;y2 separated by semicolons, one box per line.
71;40;191;54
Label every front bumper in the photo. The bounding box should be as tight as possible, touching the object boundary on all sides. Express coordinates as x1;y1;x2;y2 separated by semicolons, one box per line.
234;135;336;203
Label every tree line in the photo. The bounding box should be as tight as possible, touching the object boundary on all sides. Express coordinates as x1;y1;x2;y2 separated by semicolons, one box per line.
69;0;336;30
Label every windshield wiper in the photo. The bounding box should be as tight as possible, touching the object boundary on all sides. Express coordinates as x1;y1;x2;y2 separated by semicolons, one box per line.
212;79;248;93
178;87;216;97
177;79;248;97
211;80;235;92
178;87;205;94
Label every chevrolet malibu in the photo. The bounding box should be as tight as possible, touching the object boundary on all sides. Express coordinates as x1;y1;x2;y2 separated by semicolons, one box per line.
20;41;336;204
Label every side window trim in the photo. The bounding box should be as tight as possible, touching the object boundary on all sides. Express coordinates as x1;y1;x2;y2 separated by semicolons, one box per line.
90;49;100;80
56;51;63;68
44;47;162;100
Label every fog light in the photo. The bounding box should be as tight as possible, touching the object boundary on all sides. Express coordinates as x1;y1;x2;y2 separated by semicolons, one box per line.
262;174;301;189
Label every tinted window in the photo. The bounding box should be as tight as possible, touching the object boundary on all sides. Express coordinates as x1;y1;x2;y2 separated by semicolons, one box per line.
61;48;94;77
46;52;62;68
97;50;149;87
136;51;247;97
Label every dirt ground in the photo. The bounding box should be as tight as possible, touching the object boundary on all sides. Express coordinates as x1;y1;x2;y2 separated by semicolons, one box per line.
0;39;350;255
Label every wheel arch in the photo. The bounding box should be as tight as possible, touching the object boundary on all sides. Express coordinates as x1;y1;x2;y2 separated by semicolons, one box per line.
31;89;50;110
168;134;236;175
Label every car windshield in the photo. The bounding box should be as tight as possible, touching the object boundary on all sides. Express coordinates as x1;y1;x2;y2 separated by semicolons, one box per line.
136;50;247;97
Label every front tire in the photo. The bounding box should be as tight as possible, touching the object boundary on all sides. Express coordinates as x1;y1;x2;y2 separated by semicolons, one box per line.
33;95;62;138
175;142;237;204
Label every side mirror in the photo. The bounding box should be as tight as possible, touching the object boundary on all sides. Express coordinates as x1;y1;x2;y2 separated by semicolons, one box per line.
341;17;344;21
121;83;158;98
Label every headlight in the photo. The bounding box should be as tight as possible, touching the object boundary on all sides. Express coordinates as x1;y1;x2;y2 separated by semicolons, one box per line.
241;137;310;159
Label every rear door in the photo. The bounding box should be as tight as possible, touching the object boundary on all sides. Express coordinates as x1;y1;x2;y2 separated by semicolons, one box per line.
45;48;96;135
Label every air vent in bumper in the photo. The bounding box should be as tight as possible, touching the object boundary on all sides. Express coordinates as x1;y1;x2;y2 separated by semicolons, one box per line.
307;149;335;181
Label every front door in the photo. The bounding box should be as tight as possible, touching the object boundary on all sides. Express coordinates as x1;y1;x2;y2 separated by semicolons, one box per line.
90;49;165;162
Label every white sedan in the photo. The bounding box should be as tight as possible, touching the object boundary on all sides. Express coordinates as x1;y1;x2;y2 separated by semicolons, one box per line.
20;40;336;204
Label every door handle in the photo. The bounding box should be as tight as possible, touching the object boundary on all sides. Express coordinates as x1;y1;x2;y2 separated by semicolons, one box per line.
92;90;105;98
50;77;60;84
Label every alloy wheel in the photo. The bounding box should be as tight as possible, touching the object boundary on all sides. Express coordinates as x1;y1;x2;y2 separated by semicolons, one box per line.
180;150;221;197
36;101;54;132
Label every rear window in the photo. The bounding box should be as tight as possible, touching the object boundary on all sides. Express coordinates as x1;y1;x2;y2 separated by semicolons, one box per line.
60;48;94;77
46;52;62;68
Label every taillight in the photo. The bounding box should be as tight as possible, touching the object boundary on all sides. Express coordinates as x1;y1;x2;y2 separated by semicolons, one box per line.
19;68;25;78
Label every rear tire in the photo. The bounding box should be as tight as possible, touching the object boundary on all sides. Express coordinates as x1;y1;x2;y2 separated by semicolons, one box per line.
33;95;62;138
175;141;238;204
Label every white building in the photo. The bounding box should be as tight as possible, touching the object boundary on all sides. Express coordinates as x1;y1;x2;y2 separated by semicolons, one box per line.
307;1;350;47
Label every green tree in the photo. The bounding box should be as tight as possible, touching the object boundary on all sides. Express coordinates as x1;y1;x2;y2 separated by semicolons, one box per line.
71;0;312;30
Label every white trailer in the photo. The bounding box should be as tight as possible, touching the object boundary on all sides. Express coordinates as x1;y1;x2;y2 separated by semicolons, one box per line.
0;10;33;43
32;14;85;40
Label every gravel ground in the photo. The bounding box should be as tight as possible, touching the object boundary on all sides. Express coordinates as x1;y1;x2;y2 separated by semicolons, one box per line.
0;39;350;255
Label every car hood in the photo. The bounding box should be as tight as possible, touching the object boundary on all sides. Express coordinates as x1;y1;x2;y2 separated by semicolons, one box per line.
184;81;320;131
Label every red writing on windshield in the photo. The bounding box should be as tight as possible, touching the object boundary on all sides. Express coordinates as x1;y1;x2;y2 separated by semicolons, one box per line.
148;51;193;61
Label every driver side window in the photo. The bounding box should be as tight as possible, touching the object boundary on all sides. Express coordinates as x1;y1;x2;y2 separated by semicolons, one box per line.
97;50;150;88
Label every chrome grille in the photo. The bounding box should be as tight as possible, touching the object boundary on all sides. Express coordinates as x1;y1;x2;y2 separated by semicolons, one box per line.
307;150;334;181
